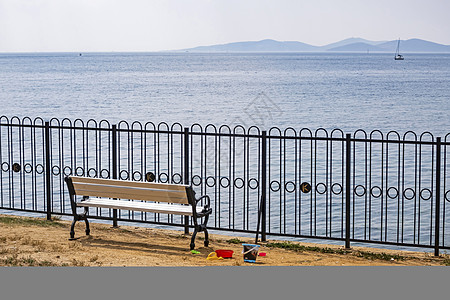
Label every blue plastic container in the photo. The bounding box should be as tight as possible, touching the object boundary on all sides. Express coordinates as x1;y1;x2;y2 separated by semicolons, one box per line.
242;244;260;263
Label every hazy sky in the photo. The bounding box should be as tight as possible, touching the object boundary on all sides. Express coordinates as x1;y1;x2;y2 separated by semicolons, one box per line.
1;0;449;52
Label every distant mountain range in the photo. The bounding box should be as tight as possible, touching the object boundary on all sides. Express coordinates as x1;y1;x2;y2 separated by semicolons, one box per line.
178;38;450;53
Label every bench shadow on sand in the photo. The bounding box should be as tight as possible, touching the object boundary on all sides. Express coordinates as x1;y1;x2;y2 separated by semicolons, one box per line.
78;236;210;257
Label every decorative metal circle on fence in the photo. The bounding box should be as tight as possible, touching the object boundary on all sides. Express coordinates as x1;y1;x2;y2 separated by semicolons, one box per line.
158;172;168;183
1;162;9;172
100;169;110;179
331;183;342;195
119;170;129;180
52;166;60;176
132;171;142;181
36;164;44;174
220;177;230;188
387;187;399;199
100;169;109;178
354;185;366;197
234;178;244;189
24;163;33;173
192;175;202;186
88;168;97;178
316;183;327;194
171;173;182;184
420;188;432;201
206;176;215;187
370;186;382;198
248;178;259;189
270;180;280;192
75;167;84;176
285;181;296;193
63;166;72;176
403;188;416;200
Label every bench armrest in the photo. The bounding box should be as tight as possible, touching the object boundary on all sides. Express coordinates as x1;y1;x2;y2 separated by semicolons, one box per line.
195;195;211;210
191;194;212;223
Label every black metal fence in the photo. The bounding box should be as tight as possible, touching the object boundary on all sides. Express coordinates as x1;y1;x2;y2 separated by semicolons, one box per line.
1;116;449;255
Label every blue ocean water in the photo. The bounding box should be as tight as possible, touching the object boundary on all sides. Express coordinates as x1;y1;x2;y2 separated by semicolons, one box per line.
1;52;449;252
0;52;449;137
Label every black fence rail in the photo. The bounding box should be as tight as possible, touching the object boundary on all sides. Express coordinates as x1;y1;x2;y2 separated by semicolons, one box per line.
1;116;449;255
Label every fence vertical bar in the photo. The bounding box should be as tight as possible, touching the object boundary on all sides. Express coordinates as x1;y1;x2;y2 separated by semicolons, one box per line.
434;137;441;256
345;133;351;249
112;125;118;227
261;131;267;242
44;122;51;220
184;127;190;234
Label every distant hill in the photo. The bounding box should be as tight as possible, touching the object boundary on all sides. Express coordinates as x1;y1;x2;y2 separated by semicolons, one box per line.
327;42;386;52
376;39;450;53
321;37;386;50
179;38;450;53
186;39;319;52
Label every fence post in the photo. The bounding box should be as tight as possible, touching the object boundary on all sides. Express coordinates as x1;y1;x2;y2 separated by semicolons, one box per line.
345;134;351;249
434;137;441;256
184;127;190;234
112;125;118;228
261;131;267;242
44;122;51;221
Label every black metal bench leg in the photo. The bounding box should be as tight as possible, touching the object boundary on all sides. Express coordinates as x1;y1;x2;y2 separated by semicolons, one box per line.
190;227;198;250
69;218;77;240
85;219;90;235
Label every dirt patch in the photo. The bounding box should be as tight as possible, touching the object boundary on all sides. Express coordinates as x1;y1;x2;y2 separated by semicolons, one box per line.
0;214;448;266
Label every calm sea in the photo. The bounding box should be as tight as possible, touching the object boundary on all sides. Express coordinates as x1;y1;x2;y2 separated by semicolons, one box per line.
0;52;449;137
1;52;449;251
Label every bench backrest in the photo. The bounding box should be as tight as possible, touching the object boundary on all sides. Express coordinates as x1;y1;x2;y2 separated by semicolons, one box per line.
66;176;191;205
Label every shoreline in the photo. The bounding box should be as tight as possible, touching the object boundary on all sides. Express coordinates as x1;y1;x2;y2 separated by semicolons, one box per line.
1;214;448;267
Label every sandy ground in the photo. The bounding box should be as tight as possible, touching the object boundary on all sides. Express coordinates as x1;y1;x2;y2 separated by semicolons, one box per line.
1;214;448;267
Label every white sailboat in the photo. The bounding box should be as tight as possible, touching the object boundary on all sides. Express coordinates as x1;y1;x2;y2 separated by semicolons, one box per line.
394;38;404;60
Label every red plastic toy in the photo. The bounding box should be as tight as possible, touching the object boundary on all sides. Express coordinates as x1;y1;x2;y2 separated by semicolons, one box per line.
215;249;234;258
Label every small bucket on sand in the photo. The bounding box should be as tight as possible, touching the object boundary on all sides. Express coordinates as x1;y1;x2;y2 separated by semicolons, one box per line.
242;244;260;263
215;249;234;259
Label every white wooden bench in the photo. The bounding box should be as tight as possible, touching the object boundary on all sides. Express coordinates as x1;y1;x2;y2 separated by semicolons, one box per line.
64;176;212;250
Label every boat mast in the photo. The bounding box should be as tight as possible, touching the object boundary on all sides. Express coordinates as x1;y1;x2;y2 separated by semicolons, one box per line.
394;38;404;60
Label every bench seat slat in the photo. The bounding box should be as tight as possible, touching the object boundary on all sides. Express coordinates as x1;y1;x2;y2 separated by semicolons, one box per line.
71;176;188;191
76;198;202;216
72;182;189;204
